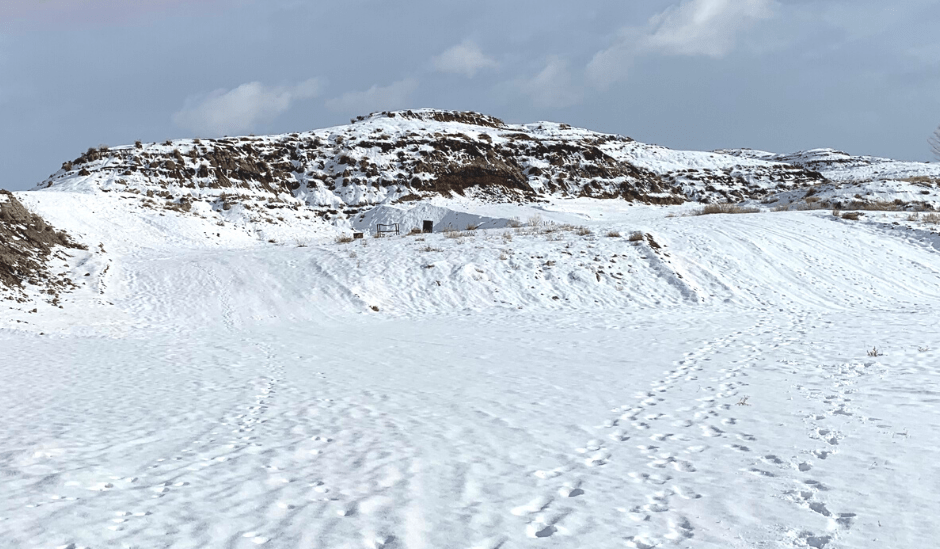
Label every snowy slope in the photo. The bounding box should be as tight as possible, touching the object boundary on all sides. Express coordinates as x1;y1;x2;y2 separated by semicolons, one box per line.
720;148;940;211
3;191;940;548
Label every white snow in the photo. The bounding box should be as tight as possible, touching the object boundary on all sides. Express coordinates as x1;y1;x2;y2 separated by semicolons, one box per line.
2;191;940;548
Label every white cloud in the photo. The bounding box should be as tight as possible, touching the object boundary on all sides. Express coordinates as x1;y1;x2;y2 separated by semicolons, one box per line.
172;78;322;136
517;58;583;109
588;0;776;88
325;79;418;115
432;41;497;78
645;0;775;57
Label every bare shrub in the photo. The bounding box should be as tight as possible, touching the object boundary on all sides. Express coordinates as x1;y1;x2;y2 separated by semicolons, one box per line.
575;226;592;236
794;200;830;211
507;217;523;228
841;212;860;220
335;234;354;244
465;223;479;231
867;346;883;357
526;214;543;227
502;232;513;242
696;203;760;215
606;230;621;238
901;175;940;185
628;231;644;242
837;199;901;211
923;213;940;224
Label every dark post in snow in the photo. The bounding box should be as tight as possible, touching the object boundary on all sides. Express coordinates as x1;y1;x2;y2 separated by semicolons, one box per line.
423;220;433;233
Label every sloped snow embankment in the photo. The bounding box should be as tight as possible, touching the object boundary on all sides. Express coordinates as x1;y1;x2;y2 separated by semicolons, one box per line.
2;196;940;549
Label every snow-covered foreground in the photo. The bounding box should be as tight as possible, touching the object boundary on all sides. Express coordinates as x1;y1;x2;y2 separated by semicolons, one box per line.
2;198;940;548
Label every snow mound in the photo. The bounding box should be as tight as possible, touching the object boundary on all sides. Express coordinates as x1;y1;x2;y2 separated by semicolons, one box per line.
352;203;510;234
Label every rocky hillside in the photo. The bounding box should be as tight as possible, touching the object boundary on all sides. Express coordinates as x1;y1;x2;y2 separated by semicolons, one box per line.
0;190;86;303
34;109;828;226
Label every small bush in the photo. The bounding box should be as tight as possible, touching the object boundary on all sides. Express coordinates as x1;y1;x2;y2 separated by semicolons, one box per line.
606;230;621;238
628;231;644;242
575;226;592;236
697;203;760;215
409;227;422;235
841;212;860;220
507;217;523;228
465;223;479;231
335;234;354;244
526;214;543;227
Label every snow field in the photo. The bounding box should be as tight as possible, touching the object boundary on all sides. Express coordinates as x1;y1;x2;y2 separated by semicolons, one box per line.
2;195;940;548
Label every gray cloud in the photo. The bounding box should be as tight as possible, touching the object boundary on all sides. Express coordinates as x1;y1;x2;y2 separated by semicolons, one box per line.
0;0;226;27
325;79;419;117
432;41;498;78
172;79;323;137
2;0;939;191
515;58;584;109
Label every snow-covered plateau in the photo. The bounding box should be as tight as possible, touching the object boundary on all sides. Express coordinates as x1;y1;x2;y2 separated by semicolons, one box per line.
2;111;940;549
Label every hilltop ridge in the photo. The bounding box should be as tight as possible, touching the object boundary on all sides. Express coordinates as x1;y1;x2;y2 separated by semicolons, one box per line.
34;109;835;227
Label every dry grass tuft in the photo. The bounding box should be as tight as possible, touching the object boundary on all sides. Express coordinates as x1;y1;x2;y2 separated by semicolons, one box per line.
606;230;621;238
841;212;860;220
335;234;354;244
628;231;644;242
575;226;592;236
900;176;940;185
696;203;760;215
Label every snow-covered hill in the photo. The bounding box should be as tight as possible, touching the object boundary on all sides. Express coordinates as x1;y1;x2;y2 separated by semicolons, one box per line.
33;109;831;222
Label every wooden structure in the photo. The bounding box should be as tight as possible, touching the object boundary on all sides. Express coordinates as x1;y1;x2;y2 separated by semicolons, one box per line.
375;223;400;236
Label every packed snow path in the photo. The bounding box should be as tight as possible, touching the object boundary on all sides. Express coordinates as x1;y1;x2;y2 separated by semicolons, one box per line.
2;205;939;548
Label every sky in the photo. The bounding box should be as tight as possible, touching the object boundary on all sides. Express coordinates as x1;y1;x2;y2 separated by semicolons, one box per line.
1;0;939;190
